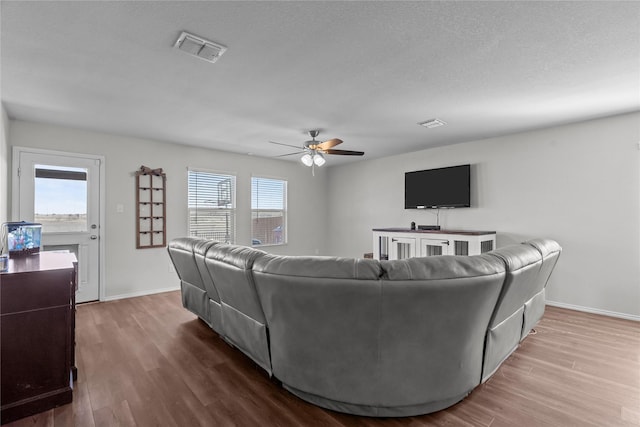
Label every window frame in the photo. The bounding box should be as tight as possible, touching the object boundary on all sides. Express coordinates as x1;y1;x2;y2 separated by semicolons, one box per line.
250;175;288;247
187;168;237;244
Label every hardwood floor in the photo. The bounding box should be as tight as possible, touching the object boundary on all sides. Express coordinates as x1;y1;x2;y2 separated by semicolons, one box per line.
5;291;639;427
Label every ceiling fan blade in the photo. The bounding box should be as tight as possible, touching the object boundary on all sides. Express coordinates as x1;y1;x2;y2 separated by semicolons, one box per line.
269;140;303;150
274;151;305;157
312;138;343;150
323;149;365;156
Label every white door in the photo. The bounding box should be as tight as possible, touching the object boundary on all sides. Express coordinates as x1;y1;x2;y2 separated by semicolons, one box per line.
13;148;103;303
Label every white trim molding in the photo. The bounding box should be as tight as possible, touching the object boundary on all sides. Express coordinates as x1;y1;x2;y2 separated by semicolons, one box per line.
101;285;180;302
12;146;107;303
546;300;640;322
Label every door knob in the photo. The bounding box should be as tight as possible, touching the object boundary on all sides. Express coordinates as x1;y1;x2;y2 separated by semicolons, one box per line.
90;235;98;240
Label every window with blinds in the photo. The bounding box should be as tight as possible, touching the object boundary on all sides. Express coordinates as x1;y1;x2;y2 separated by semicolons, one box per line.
251;176;287;246
188;169;236;243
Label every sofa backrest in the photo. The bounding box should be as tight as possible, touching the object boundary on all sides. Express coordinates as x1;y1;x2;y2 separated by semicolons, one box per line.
378;254;506;407
482;243;543;382
253;253;507;412
253;255;383;405
204;243;271;373
525;238;562;292
170;236;561;416
168;237;207;292
192;238;222;332
193;239;220;302
487;244;543;327
168;237;214;325
520;238;562;340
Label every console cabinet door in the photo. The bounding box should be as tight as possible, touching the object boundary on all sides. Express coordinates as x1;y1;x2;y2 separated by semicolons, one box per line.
420;238;451;256
389;237;416;260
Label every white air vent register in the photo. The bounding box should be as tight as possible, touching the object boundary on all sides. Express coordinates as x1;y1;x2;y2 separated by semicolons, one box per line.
418;119;447;129
174;31;227;63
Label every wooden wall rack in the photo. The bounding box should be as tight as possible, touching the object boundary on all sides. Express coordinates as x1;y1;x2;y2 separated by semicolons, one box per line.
135;166;166;249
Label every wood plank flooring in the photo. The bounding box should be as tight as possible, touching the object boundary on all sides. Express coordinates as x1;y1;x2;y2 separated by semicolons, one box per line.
5;291;639;426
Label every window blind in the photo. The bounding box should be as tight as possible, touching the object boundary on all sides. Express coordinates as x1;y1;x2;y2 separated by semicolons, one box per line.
251;177;287;246
188;170;236;243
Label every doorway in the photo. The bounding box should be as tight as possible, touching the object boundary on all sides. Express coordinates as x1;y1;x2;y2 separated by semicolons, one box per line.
12;147;104;303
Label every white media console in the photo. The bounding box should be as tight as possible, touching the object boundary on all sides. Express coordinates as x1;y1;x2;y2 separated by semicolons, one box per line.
372;228;497;260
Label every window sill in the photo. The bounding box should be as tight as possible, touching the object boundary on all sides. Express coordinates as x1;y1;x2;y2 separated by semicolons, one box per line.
252;242;287;248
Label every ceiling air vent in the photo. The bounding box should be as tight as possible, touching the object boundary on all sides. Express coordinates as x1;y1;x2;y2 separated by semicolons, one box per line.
174;31;227;64
418;119;447;129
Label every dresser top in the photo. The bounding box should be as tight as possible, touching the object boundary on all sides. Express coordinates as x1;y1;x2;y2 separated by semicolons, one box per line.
1;251;77;275
372;228;496;236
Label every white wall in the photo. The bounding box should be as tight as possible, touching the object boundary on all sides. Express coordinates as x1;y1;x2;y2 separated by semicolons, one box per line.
326;112;640;319
8;120;329;299
0;105;9;226
6;114;639;318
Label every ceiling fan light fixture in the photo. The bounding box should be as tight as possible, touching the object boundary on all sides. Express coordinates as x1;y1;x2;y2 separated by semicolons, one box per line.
313;152;326;166
270;130;364;172
301;153;313;167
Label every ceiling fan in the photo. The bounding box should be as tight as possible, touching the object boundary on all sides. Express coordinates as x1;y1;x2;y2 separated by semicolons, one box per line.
270;130;364;174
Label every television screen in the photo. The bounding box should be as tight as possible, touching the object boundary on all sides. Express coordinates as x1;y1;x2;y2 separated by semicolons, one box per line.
405;164;471;209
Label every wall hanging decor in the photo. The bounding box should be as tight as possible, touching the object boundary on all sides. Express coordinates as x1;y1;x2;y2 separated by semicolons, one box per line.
135;166;166;249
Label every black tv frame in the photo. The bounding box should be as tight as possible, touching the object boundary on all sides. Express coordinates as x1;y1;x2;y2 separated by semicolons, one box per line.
404;164;471;209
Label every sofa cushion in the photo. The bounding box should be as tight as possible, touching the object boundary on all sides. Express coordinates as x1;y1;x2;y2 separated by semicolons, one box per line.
253;254;382;280
381;253;504;281
205;243;266;270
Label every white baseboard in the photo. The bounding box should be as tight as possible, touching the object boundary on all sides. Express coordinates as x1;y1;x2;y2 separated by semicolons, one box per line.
102;285;180;302
546;300;640;322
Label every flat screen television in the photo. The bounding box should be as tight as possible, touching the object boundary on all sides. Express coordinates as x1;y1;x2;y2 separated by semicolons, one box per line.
405;164;471;209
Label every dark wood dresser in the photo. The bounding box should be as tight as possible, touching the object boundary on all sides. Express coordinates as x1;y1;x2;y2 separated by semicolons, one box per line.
0;252;77;424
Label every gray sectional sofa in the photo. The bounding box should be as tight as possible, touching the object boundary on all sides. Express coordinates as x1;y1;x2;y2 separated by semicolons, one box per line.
167;237;561;417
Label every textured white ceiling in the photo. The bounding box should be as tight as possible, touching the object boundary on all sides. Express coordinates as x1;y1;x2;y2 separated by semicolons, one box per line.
2;1;639;165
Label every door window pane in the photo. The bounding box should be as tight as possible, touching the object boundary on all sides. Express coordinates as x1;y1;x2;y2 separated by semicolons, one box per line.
34;165;88;233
